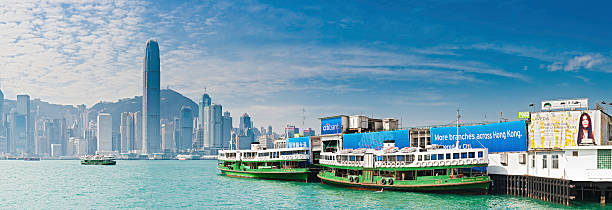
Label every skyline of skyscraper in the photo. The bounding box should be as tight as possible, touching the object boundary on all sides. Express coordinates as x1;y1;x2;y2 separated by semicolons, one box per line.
97;113;112;154
179;106;193;151
143;39;161;154
161;122;175;153
16;95;33;155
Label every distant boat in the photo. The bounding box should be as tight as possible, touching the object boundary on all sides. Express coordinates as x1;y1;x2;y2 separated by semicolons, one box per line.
177;154;200;160
23;157;41;161
81;155;116;165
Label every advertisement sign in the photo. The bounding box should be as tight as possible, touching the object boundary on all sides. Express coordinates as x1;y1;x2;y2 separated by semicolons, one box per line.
343;130;410;150
518;112;530;119
321;117;342;135
430;121;528;152
287;137;310;148
541;99;588;111
529;110;605;149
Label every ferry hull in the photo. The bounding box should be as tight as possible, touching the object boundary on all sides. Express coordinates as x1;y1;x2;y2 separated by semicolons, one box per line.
81;160;117;165
318;174;490;194
219;168;310;182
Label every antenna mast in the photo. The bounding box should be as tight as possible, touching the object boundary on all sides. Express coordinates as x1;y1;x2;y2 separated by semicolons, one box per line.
456;109;460;149
301;108;305;135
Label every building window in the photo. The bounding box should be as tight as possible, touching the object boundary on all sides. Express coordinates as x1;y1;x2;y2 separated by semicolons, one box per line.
542;155;547;169
552;155;559;169
597;149;611;169
572;151;578;157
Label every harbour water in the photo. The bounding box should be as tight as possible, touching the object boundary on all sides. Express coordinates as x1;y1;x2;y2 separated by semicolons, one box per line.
0;160;604;209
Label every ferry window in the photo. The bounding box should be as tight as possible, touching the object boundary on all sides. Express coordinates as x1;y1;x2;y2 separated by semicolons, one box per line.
359;156;364;161
531;155;535;168
542;155;548;169
573;151;579;157
552;155;559;169
468;152;475;158
397;155;405;161
407;155;415;162
434;169;447;176
461;153;467;159
424;155;430;161
389;156;396;161
431;154;437;160
438;154;444;160
453;153;459;159
350;156;355;161
376;156;382;161
417;170;433;176
418;155;422;161
478;151;483;158
446;153;451;160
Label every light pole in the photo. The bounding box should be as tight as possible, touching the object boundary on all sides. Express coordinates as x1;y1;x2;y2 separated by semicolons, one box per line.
529;103;535;113
602;101;611;115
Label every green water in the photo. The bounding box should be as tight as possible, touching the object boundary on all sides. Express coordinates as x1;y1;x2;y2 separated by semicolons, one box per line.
0;160;605;209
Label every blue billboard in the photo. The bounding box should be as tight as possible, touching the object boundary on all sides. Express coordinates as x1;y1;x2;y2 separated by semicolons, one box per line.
287;137;310;148
321;117;342;135
343;130;410;150
430;121;527;152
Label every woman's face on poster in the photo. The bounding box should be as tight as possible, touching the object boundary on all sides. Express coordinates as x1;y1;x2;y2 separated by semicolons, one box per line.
582;115;589;128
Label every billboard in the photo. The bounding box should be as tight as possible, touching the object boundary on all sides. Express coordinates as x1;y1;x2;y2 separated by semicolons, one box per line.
430;121;528;152
529;110;607;149
343;130;410;150
287;137;310;148
518;112;530;119
321;117;342;135
541;99;588;111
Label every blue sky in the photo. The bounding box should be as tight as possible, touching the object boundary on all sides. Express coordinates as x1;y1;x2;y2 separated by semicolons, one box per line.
1;0;611;132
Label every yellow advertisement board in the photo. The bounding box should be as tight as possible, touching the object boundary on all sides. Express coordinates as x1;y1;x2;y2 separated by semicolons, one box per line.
529;110;603;149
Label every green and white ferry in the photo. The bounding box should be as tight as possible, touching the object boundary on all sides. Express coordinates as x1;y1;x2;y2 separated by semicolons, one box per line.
317;140;491;194
218;142;313;182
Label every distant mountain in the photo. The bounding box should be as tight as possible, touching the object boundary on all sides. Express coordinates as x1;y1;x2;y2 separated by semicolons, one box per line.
88;89;198;134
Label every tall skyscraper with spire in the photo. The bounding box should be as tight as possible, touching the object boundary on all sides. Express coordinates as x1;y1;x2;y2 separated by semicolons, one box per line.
143;39;161;154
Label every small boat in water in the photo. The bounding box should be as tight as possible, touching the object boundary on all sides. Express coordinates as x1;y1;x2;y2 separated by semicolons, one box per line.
81;155;116;165
23;157;41;161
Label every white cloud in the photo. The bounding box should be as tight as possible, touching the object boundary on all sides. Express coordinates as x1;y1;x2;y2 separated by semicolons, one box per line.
546;53;606;72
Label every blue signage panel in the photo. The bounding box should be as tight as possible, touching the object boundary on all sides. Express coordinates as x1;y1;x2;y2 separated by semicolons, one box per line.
321;117;342;135
430;121;527;152
287;137;310;148
343;130;410;150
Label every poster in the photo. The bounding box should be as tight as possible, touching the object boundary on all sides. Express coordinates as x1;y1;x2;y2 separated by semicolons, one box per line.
529;110;603;149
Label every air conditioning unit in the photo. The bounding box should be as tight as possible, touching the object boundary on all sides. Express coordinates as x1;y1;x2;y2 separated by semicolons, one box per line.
519;154;526;164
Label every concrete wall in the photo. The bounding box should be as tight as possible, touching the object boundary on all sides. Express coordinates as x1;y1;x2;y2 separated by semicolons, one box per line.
488;152;528;175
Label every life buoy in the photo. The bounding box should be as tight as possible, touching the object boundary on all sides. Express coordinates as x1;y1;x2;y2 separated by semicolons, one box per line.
349;177;354;182
388;179;394;185
354;177;359;183
381;179;387;185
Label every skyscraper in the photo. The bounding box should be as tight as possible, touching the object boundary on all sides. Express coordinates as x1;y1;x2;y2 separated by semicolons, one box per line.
198;93;211;128
222;111;232;149
0;88;4;127
179;106;193;151
173;118;181;151
97;113;112;154
161;122;175;153
239;113;252;135
211;104;223;148
120;112;137;153
16;95;33;154
143;39;161;154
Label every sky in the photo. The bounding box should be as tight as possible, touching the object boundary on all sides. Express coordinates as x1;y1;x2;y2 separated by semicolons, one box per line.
1;0;611;133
